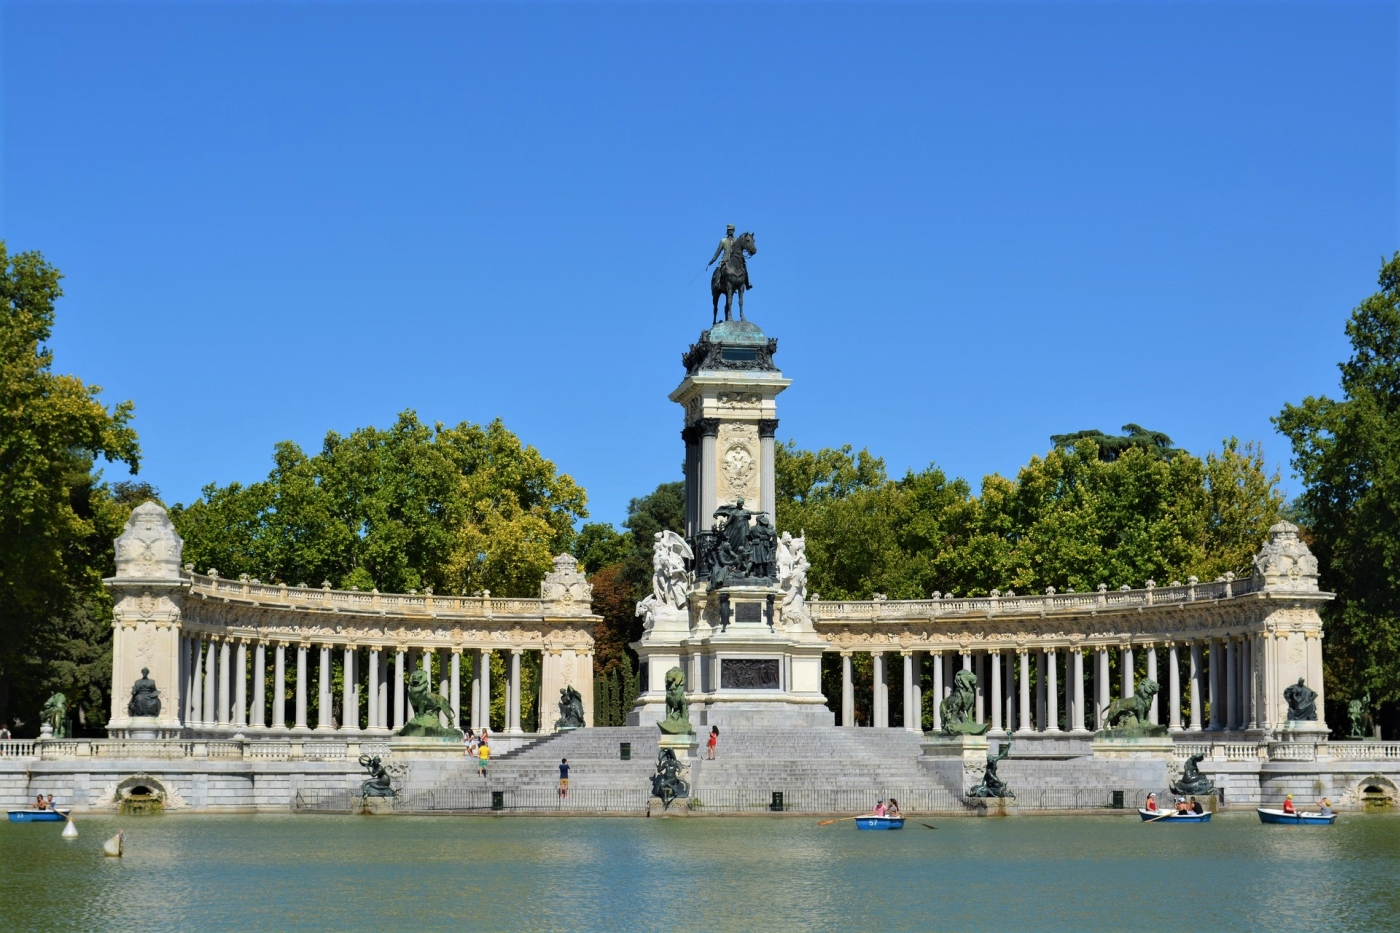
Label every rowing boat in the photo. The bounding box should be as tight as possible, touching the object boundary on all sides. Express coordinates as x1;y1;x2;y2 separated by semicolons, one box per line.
854;816;904;830
8;808;71;823
1138;807;1211;823
1257;807;1336;825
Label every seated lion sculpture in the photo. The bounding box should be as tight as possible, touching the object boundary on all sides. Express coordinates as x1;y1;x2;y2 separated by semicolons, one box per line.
395;670;462;738
1101;679;1159;729
940;669;988;735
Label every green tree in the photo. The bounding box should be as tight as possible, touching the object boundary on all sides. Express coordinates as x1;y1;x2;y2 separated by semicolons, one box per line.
171;412;588;597
1276;252;1400;716
0;243;142;731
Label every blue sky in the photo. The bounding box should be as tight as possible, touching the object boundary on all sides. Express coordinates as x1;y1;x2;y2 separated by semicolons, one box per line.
3;1;1396;527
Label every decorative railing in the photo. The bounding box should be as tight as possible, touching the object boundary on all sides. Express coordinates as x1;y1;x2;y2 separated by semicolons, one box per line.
1268;743;1317;762
811;575;1263;623
0;740;37;758
32;737;386;761
1331;742;1400;760
188;572;552;619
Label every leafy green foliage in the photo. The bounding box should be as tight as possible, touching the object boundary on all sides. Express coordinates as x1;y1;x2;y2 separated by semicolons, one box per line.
171;412;588;597
1276;252;1400;713
0;243;144;733
1049;424;1181;461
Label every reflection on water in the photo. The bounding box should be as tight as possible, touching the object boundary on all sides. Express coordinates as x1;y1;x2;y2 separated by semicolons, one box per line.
3;812;1400;933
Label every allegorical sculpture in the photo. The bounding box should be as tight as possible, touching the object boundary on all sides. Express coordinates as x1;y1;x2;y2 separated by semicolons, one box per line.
658;667;693;735
358;755;398;798
967;740;1014;798
1098;680;1168;737
41;693;68;738
1169;753;1216;796
939;669;989;736
395;670;463;738
776;531;809;620
1284;678;1318;722
636;530;693;630
704;499;778;587
1348;692;1374;740
555;685;586;731
708;224;757;325
651;747;690;809
127;668;161;718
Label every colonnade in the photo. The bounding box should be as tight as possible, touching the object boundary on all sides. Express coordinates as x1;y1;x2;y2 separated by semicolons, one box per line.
834;635;1268;734
175;634;538;735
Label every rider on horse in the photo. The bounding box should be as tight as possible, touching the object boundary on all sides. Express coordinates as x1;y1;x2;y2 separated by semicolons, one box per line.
708;224;754;289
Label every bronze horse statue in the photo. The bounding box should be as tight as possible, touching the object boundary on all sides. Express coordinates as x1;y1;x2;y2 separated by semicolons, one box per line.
711;231;757;325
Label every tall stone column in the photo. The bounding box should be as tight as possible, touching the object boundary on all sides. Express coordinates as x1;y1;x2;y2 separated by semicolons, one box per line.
840;652;854;727
1225;638;1237;731
437;650;451;728
1096;649;1110;730
377;651;388;730
1018;651;1031;732
470;650;483;730
1145;644;1158;725
450;650;462;728
1046;650;1060;732
480;649;493;732
698;419;719;531
203;639;217;727
367;648;381;730
758;419;778;519
871;652;886;728
974;653;985;725
989;650;1003;734
1121;646;1134;700
186;637;201;726
910;652;924;733
295;643;309;730
1035;651;1046;731
1168;643;1182;731
1208;639;1222;730
317;645;332;730
272;643;287;729
1189;640;1203;731
930;652;943;731
1004;650;1017;733
342;647;357;731
902;652;915;731
393;650;406;730
1244;638;1256;729
217;639;232;725
508;649;523;733
251;642;266;729
1072;649;1087;733
233;640;248;728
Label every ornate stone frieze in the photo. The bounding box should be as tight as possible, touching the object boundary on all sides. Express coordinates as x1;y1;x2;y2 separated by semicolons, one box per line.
716;422;760;506
682;332;779;375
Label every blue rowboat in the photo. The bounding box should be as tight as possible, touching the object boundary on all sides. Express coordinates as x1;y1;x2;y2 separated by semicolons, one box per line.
8;808;71;823
1139;808;1211;823
1257;807;1336;825
855;816;904;830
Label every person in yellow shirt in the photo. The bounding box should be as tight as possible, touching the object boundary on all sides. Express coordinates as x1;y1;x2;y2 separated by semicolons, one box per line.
477;740;490;777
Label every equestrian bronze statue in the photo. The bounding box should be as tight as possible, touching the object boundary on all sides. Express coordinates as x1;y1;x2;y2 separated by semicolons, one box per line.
708;225;757;325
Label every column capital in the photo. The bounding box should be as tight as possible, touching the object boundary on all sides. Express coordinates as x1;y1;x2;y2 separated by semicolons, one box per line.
509;647;523;656
757;418;779;438
839;650;853;658
480;647;495;656
451;647;463;655
898;650;913;657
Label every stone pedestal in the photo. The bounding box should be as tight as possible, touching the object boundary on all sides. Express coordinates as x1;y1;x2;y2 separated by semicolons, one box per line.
659;731;699;759
359;797;396;814
122;716;161;741
646;797;692;817
388;736;468;758
919;732;992;794
1091;735;1176;760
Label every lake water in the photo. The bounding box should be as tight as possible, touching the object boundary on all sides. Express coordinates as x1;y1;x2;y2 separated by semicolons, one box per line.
3;812;1399;932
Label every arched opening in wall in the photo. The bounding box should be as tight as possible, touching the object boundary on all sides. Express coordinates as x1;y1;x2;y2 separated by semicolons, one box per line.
1359;775;1396;811
114;774;167;815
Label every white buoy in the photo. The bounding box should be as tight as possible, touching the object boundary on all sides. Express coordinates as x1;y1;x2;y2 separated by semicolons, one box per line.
61;817;78;839
102;831;124;857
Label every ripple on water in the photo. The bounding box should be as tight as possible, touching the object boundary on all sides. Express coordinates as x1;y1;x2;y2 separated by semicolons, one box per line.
3;812;1400;933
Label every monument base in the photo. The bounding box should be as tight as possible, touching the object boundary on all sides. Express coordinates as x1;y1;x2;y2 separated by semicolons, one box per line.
659;732;699;759
646;797;691;817
359;796;397;814
389;736;467;758
1091;735;1175;760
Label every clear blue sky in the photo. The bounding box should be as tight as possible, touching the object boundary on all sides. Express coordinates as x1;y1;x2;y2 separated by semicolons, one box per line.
3;2;1396;527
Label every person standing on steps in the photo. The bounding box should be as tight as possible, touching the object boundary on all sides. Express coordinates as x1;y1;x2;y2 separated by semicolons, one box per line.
478;739;490;777
558;758;570;799
707;726;719;760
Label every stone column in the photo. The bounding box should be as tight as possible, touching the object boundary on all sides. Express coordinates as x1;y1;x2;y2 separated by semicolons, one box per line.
1121;646;1134;700
313;645;328;730
470;650;483;730
1004;650;1018;733
216;639;231;725
1018;650;1031;732
840;650;851;722
377;651;388;730
974;652;985;725
295;644;309;730
480;649;493;732
1145;644;1158;725
1208;639;1222;730
393;650;406;730
1243;638;1256;729
758;419;778;519
1225;638;1238;731
1072;649;1087;733
273;643;287;729
1035;651;1046;731
930;652;943;732
367;648;381;730
450;650;462;728
1096;649;1110;730
251;642;266;729
698;419;719;531
1189;640;1203;731
342;647;357;731
910;652;924;732
962;652;971;672
989;650;1003;734
871;652;886;728
437;649;451;728
901;652;915;731
508;649;523;733
233;640;248;728
1046;649;1060;732
1168;643;1182;731
189;637;203;726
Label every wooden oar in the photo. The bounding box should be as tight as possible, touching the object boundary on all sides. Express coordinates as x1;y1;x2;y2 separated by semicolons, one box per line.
911;820;936;829
1145;810;1176;822
817;815;865;826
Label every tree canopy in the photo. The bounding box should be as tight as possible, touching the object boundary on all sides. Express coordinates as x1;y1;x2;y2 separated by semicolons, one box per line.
1049;424;1181;461
0;243;144;732
1277;252;1400;713
171;412;588;597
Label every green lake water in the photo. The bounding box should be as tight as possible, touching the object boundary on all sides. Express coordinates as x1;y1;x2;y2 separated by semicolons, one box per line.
4;812;1399;932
